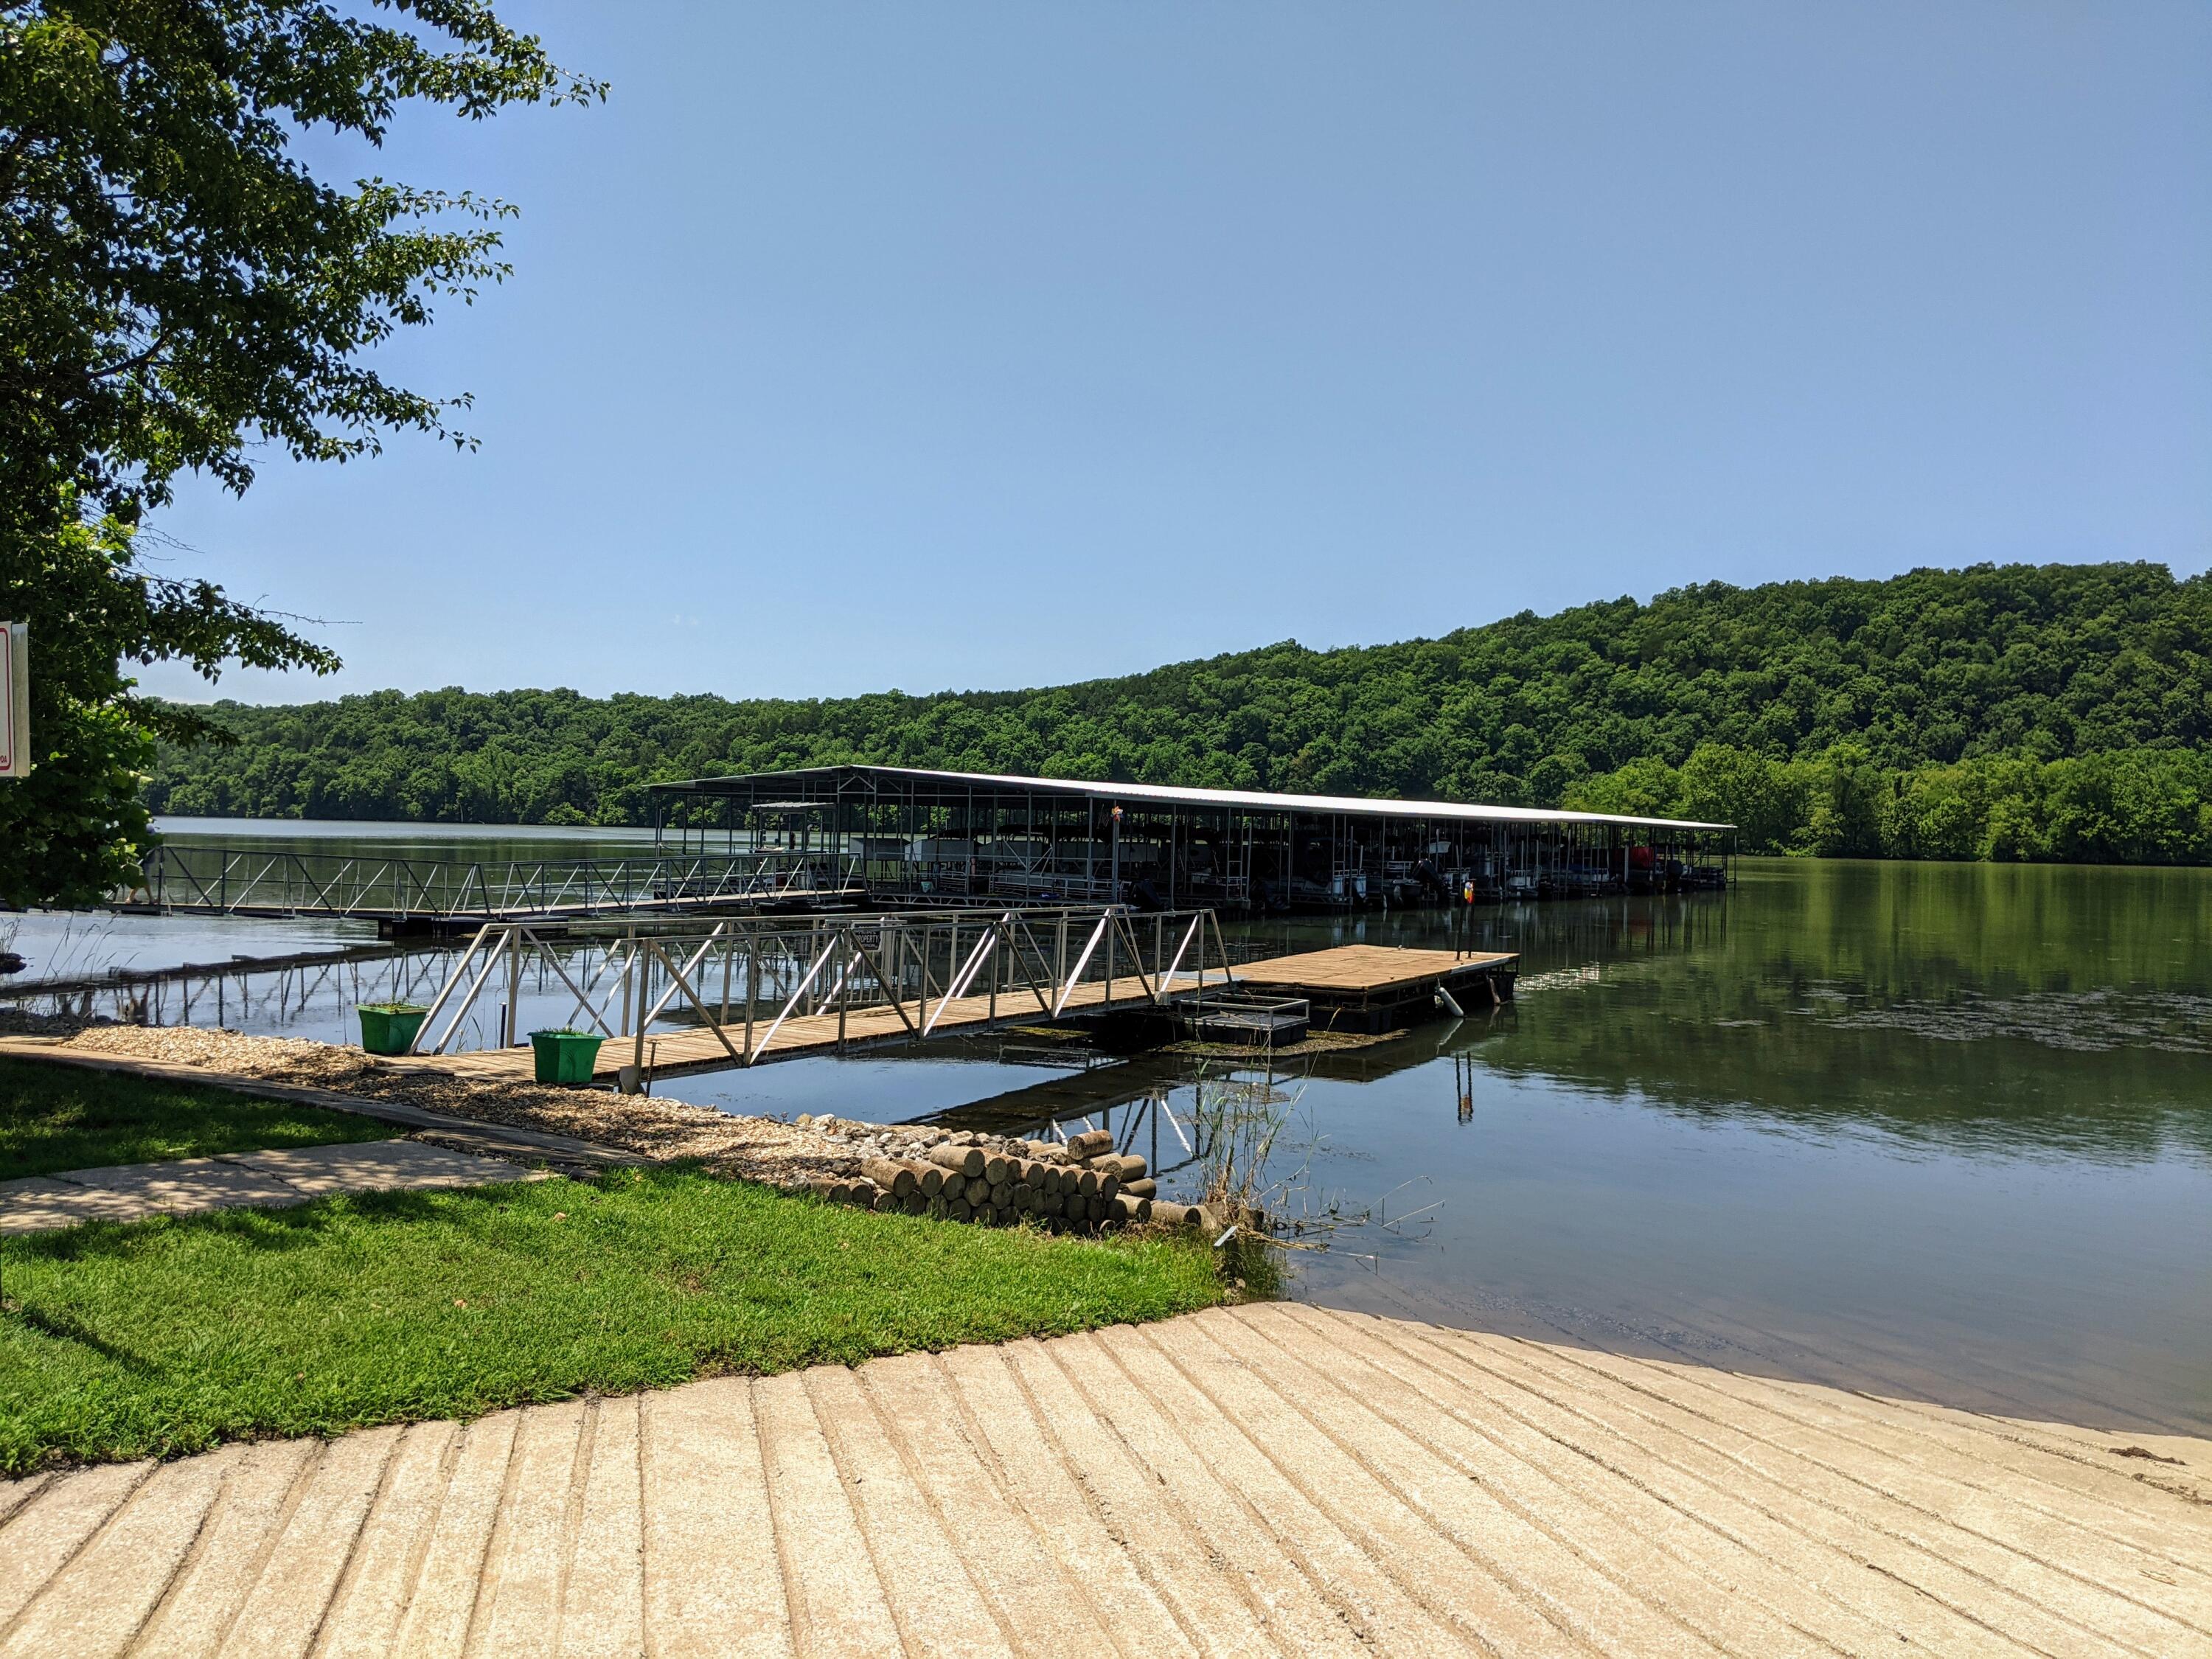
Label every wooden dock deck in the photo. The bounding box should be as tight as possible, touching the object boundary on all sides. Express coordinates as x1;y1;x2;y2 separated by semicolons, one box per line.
406;945;1519;1085
1232;944;1517;1032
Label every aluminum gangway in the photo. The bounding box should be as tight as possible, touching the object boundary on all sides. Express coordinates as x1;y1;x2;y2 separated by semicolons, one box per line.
403;904;1239;1082
126;845;864;925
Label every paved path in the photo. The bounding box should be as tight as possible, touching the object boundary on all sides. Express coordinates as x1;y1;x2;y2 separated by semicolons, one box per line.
2;1302;2206;1657
0;1141;546;1234
0;1040;645;1175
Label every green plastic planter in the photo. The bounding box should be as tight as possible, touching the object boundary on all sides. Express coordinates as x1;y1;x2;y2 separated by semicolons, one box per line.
529;1029;605;1085
357;1003;429;1055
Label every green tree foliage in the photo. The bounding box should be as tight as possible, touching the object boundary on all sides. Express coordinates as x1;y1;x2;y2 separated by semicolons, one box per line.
1566;746;2212;863
3;508;332;902
148;560;2212;863
0;1;599;904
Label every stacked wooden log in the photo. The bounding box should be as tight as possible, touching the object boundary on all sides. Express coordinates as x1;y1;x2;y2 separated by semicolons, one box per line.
787;1127;1221;1235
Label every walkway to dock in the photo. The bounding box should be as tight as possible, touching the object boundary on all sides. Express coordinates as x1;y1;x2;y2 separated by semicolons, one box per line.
0;1141;546;1235
413;945;1519;1085
129;845;863;927
3;1302;2204;1656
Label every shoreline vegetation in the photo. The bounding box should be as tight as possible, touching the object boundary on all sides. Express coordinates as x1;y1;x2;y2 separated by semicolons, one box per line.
1566;744;2212;864
22;1029;1214;1235
142;560;2212;865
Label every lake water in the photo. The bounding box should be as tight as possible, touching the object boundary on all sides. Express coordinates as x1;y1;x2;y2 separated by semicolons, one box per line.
7;821;2208;1432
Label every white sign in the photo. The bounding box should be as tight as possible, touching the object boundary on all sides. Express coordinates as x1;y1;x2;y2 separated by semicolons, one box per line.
0;623;26;779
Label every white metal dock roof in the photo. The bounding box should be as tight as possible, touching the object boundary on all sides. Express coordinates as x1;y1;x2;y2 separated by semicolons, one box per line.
653;764;1734;834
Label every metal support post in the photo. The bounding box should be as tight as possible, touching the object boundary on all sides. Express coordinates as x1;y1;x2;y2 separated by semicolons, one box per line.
836;931;849;1051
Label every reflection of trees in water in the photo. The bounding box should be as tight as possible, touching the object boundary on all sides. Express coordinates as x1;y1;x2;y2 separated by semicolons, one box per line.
1475;1003;2210;1164
1473;982;2211;1165
1237;858;2212;998
1716;858;2212;995
1297;860;2212;1164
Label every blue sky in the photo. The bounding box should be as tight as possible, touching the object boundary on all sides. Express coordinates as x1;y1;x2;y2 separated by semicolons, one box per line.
140;1;2211;705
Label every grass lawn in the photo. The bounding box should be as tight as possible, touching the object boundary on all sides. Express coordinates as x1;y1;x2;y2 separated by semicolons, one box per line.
0;1164;1228;1472
0;1055;397;1180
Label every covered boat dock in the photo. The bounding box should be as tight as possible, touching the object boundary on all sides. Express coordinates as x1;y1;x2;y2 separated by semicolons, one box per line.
648;765;1731;911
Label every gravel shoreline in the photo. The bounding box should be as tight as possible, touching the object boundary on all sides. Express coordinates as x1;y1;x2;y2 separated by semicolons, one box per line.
46;1026;1018;1181
38;1026;1197;1232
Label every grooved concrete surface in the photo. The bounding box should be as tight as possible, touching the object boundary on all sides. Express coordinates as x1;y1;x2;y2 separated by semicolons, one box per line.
2;1304;2208;1657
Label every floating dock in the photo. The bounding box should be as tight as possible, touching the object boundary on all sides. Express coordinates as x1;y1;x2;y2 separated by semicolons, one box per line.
1231;944;1516;1033
403;943;1517;1086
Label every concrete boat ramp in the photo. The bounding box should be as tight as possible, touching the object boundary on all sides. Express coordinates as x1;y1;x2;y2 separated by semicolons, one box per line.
4;1302;2205;1657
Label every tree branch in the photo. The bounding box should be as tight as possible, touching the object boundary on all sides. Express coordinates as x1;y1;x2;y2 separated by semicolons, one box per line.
86;330;170;382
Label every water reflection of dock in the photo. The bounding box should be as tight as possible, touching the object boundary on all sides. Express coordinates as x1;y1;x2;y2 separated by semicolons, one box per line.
931;1001;1520;1129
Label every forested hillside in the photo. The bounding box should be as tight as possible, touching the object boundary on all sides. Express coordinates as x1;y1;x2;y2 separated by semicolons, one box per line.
147;562;2212;862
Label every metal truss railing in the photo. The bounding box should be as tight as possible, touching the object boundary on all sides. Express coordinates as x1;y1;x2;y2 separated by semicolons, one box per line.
3;947;462;1034
408;904;1239;1069
133;846;862;920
